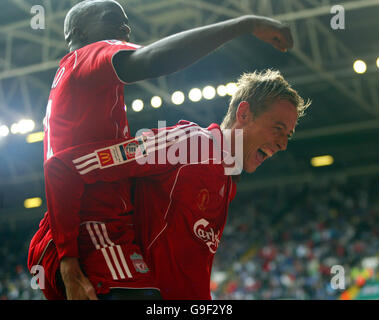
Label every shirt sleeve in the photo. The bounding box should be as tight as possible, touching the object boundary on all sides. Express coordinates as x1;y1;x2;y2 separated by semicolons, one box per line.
52;122;215;185
44;156;85;260
74;40;142;87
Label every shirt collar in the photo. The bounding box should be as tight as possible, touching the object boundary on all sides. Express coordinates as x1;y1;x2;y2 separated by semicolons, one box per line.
207;123;242;176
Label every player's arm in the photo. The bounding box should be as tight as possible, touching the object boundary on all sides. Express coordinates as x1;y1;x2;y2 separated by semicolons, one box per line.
60;257;98;300
113;15;293;83
52;123;208;184
44;157;99;300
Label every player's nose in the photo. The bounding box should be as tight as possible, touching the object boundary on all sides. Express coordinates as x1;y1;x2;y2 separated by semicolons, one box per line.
276;137;288;151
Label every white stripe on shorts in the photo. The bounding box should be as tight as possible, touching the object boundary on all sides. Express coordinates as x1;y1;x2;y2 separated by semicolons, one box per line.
85;222;133;280
101;247;118;280
116;245;132;278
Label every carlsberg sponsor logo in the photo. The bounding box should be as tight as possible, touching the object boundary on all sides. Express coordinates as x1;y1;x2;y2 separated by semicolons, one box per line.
193;218;220;253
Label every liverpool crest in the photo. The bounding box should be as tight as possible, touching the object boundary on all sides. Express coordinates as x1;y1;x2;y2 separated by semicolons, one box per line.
130;252;149;273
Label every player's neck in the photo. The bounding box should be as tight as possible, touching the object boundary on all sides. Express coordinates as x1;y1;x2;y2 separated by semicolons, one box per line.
69;40;93;52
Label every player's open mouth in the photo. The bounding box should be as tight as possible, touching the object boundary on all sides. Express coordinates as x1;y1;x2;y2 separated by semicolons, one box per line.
256;148;268;164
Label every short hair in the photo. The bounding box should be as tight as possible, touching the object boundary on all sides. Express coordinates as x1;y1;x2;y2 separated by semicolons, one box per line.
221;69;311;129
64;0;120;45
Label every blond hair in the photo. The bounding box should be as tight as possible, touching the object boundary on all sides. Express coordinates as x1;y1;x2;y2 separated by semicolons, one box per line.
221;69;311;129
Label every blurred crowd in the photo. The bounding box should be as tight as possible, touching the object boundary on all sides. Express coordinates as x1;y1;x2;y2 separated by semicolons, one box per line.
0;174;378;300
211;175;379;300
0;222;44;300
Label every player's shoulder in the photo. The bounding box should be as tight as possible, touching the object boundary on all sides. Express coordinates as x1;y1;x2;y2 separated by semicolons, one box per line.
87;40;142;50
174;120;214;137
176;120;215;131
176;119;200;129
147;120;218;143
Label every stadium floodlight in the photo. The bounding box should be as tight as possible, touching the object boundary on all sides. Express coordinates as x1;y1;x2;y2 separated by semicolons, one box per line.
24;197;42;209
11;119;35;134
311;155;334;167
188;88;202;102
216;85;227;97
151;96;162;108
202;86;216;100
171;91;185;105
353;59;367;74
26;131;44;143
11;123;19;134
18;119;35;134
131;99;144;112
0;125;9;137
226;82;238;96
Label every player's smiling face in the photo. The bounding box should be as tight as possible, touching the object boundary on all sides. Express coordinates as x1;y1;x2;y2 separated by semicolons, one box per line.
236;100;298;173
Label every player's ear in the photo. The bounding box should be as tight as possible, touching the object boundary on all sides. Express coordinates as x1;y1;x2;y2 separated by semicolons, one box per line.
235;101;252;125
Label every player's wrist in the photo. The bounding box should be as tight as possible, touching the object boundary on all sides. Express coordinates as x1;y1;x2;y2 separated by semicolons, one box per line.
60;256;83;280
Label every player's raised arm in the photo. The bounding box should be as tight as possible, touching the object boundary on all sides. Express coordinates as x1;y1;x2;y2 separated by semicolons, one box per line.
113;15;293;83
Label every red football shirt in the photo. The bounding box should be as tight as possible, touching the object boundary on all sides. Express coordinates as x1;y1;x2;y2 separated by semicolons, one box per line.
44;39;140;159
40;40;141;259
133;123;237;299
51;121;238;299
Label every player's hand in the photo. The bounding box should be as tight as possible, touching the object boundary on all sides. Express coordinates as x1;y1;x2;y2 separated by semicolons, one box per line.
250;15;293;52
60;257;99;300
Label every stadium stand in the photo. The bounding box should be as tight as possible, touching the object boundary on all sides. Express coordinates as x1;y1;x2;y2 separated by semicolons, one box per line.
1;174;378;300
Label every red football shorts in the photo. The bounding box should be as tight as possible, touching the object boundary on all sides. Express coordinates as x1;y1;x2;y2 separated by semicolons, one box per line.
28;214;158;299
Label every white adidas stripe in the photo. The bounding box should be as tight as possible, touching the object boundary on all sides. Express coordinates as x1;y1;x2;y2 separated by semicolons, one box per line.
93;223;108;248
75;157;98;170
100;223;115;246
108;246;125;279
101;247;118;280
72;123;198;165
143;124;208;151
85;222;133;280
86;223;100;250
99;223;132;278
76;128;212;175
145;129;212;156
73;152;96;164
116;245;132;278
78;164;100;175
95;224;126;279
74;124;211;175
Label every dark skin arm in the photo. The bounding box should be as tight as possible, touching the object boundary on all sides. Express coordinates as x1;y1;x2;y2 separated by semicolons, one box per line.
113;15;293;83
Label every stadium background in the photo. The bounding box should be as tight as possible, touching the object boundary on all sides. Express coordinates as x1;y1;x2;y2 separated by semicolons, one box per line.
0;0;378;300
